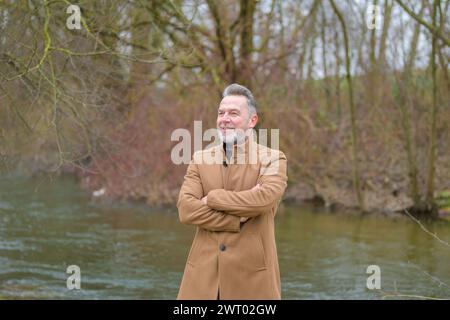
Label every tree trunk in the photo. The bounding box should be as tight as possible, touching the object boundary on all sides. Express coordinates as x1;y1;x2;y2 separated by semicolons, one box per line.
320;4;332;112
333;18;342;122
330;0;365;211
206;0;237;84
239;0;257;87
377;0;393;69
425;0;439;215
405;1;425;71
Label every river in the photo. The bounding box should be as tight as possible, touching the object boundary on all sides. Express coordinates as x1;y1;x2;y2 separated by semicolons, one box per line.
0;174;449;299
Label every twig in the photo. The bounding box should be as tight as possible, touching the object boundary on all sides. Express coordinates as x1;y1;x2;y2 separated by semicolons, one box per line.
404;209;450;247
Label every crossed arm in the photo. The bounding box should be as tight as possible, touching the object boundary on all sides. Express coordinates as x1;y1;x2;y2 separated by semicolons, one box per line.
177;162;241;232
177;152;287;232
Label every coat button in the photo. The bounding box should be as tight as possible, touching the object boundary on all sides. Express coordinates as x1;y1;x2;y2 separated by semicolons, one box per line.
219;244;226;251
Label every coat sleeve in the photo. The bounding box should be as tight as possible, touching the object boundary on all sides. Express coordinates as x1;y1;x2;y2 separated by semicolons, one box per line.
206;151;287;218
177;161;241;232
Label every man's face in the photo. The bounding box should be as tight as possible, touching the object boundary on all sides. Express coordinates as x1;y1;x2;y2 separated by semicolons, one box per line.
217;95;258;144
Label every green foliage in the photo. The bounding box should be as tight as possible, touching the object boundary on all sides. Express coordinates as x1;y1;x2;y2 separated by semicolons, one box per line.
436;190;450;209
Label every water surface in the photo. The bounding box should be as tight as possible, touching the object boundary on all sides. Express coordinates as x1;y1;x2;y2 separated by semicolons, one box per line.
0;174;449;299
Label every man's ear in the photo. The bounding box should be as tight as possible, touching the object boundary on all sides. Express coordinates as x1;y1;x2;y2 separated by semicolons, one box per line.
248;114;258;129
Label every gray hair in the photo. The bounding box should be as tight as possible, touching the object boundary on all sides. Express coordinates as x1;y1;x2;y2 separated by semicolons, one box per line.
222;83;257;115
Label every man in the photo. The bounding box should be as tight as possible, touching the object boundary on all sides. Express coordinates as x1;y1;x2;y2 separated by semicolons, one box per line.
177;83;288;300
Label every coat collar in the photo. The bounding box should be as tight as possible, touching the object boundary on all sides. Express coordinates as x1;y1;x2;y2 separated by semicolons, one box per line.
209;134;258;165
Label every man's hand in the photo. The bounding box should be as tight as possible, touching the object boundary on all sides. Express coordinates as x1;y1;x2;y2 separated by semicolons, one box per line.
201;195;207;205
240;216;250;223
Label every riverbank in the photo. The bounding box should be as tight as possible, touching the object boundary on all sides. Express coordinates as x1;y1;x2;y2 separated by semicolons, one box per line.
4;153;449;220
24;165;449;220
283;181;450;219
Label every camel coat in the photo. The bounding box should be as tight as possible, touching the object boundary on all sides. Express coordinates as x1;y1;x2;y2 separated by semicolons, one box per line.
177;139;288;300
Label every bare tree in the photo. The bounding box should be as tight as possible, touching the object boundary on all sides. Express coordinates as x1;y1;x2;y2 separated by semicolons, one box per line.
329;0;365;211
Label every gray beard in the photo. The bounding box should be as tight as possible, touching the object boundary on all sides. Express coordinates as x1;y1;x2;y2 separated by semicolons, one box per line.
218;129;247;145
